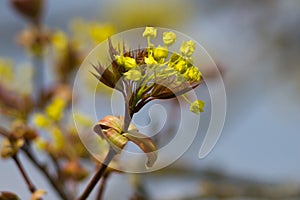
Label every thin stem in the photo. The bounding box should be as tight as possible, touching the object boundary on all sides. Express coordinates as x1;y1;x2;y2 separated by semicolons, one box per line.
77;148;116;200
96;172;111;200
49;153;62;179
12;154;36;193
22;145;70;200
124;101;132;131
181;94;192;104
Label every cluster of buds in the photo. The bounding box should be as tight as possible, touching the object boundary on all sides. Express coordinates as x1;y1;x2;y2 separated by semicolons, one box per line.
92;27;206;167
92;27;205;116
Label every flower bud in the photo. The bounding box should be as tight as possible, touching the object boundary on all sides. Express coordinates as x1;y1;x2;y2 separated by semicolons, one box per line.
124;69;142;81
153;45;168;60
163;31;176;46
180;40;196;57
142;26;157;38
114;55;137;70
173;60;187;73
184;66;201;82
1;138;24;159
190;100;205;114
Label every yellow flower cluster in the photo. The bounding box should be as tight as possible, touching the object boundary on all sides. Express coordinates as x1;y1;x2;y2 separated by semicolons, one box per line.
106;27;205;114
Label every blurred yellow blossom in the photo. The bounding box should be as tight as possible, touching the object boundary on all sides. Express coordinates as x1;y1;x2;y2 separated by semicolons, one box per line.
88;23;115;44
50;127;64;149
52;31;68;52
45;97;66;121
34;138;48;150
0;58;14;84
33;113;50;128
70;18;115;48
103;0;195;30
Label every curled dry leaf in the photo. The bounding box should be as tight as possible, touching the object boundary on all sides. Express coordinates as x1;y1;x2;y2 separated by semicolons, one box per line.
123;130;158;168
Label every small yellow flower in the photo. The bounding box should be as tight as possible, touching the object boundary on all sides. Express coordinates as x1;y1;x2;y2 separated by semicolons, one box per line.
51;127;64;149
33;114;50;128
124;69;142;81
45;97;66;121
142;26;157;38
184;66;201;82
153;45;168;60
180;40;196;57
114;55;137;70
163;31;176;46
190;100;205;114
173;60;187;73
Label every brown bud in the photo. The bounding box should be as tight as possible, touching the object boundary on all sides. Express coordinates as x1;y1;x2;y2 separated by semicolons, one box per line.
10;0;44;24
62;160;89;181
0;191;20;200
1;138;24;159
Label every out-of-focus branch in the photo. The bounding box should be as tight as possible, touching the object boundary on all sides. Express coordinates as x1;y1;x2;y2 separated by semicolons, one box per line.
12;154;36;193
96;172;111;200
77;148;116;200
21;144;70;200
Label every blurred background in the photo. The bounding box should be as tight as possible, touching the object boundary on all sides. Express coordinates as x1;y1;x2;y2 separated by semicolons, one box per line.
0;0;300;199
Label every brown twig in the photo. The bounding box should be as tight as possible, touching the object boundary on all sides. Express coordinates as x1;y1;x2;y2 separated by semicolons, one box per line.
12;154;36;193
21;144;70;200
77;148;116;200
96;172;111;200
